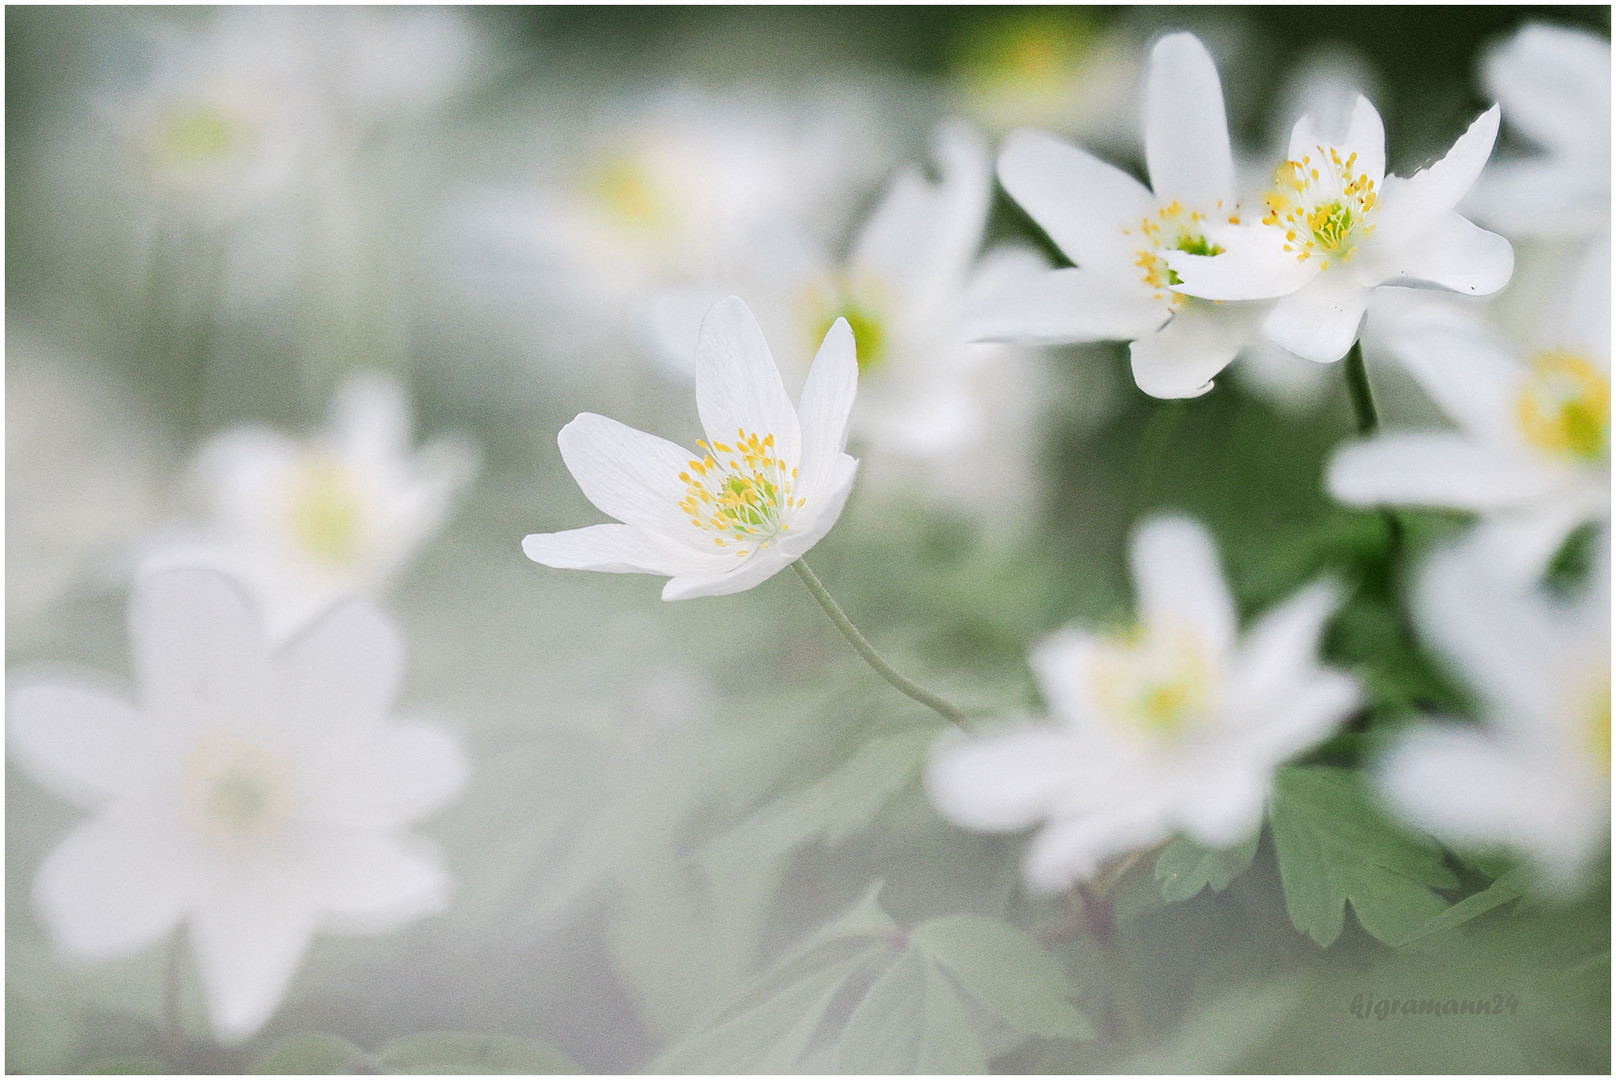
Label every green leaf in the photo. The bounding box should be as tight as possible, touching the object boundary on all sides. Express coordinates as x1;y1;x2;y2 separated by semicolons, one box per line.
86;1058;166;1074
1154;830;1261;903
1269;766;1458;947
250;1032;367;1074
652;882;899;1072
1398;865;1532;946
654;952;874;1073
374;1033;579;1074
834;950;988;1073
911;915;1092;1041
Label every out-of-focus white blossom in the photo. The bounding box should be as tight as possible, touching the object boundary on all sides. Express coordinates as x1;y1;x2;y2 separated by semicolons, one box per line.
141;372;477;642
1168;98;1513;363
524;297;858;600
927;516;1359;890
1376;531;1610;887
8;569;468;1041
449;89;887;377
1465;23;1610;244
951;11;1141;152
1329;251;1609;582
972;33;1267;399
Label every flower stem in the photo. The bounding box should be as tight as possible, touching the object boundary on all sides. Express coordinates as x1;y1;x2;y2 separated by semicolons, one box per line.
1342;339;1379;437
791;558;969;728
162;925;185;1063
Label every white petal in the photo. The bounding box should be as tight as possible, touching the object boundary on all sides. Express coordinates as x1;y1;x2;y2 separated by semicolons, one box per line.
1554;240;1612;362
317;831;451;934
1482;24;1612;155
852;120;991;308
693;297;802;468
1382;314;1522;442
8;683;155;807
330;371;412;464
926;726;1088;833
194;428;301;528
996;128;1156;275
1328;433;1560;511
523;523;723;576
1465;159;1609;240
1375;725;1604;879
1261;275;1370;363
1144;33;1235;212
34;810;203;960
275;600;403;737
129;570;274;735
1167;225;1316;302
1376;107;1501;236
1229;581;1342;706
1365;212;1513;295
963;267;1168;345
660;546;793;601
1340;96;1386;186
313;721;470;830
1415;534;1574;727
1177;771;1268;849
556;413;705;541
794;317;858;501
1028;627;1101;730
776;454;858;561
1235;669;1362;764
1022;801;1173;892
1465;508;1606;588
193;870;324;1042
1128;300;1254;399
1131;516;1237;655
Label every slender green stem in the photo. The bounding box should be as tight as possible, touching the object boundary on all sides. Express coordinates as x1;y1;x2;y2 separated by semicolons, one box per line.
791;558;969;728
1342;340;1413;635
1342;339;1380;436
162;926;185;1062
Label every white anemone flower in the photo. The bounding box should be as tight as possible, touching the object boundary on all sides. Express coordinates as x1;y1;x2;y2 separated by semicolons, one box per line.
1328;251;1609;582
7;569;468;1041
524;297;858;601
1375;531;1610;886
970;32;1267;399
1167;98;1514;364
1464;23;1610;244
141;372;477;643
648;121;1054;528
927;516;1360;890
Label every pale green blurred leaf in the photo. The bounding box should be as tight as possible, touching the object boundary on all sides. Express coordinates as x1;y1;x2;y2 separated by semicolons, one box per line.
1155;830;1261;903
1398;866;1531;946
834;949;988;1073
911;914;1092;1042
250;1032;367;1074
374;1032;579;1074
1270;766;1457;946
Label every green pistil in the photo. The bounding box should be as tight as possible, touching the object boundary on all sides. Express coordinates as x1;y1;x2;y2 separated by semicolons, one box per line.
1562;400;1607;460
1174;234;1223;258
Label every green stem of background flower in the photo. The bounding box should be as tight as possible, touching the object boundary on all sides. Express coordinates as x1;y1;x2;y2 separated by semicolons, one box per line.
1343;340;1413;636
791;558;970;728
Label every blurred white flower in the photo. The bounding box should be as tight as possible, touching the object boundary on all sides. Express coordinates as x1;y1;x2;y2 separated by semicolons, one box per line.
1464;23;1610;244
972;33;1267;399
1329;251;1609;582
524;297;858;601
1168;99;1514;363
927;516;1359;890
1376;531;1610;886
8;569;467;1041
449;88;886;377
142;372;477;642
951;11;1141;152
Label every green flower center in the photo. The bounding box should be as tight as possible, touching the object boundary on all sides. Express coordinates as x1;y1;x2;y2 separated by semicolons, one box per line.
286;457;366;566
1089;622;1218;740
154;104;241;169
1518;350;1610;462
678;429;801;555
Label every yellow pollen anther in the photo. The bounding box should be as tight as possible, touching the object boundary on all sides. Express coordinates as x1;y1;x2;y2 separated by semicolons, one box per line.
1517;350;1610;461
